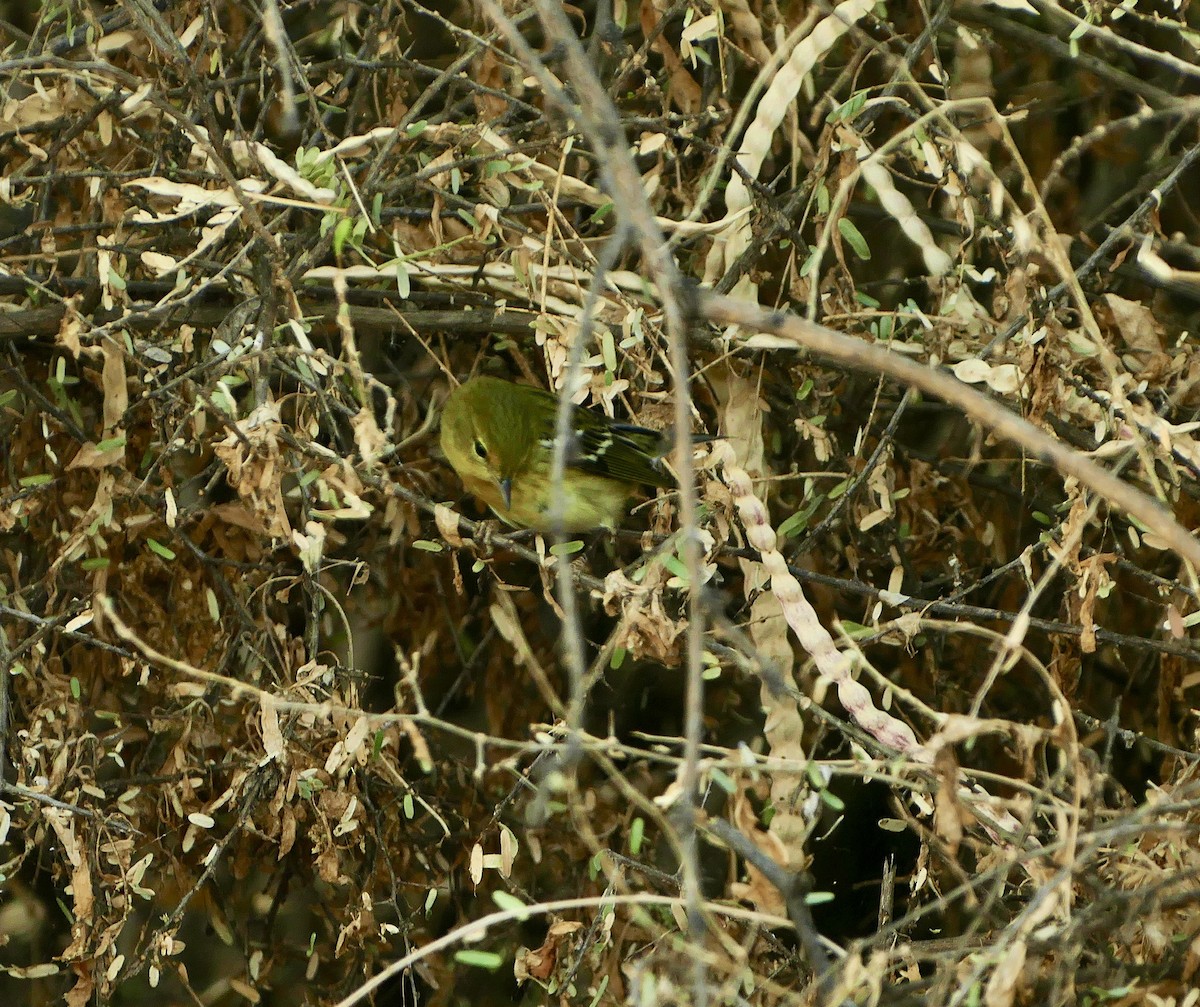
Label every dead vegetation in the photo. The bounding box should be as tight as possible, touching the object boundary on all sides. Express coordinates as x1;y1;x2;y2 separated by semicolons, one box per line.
3;1;1200;1005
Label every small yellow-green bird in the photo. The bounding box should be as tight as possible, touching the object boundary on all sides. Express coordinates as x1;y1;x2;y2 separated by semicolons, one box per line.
440;375;677;531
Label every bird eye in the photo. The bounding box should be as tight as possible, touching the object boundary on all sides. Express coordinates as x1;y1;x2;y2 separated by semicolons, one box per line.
473;440;488;459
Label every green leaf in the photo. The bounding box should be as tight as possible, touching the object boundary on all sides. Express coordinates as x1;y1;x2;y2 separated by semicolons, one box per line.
145;538;176;561
601;328;616;374
800;245;822;276
710;767;736;794
777;505;815;540
837;217;871;260
588;976;611;1007
819;789;845;812
549;540;585;557
454;950;503;970
661;554;688;581
491;891;529;918
629;817;645;855
828;89;867;123
332;216;353;256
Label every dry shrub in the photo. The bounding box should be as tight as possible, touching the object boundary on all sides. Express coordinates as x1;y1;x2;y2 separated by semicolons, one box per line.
2;2;1200;1005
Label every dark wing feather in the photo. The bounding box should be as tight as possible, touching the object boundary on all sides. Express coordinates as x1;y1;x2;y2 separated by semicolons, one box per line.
573;422;673;487
527;386;673;488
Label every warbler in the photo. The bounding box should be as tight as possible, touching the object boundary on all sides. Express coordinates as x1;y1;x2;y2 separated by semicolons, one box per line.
440;375;678;531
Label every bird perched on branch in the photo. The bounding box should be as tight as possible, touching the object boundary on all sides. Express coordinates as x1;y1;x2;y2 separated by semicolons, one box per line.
440;375;682;531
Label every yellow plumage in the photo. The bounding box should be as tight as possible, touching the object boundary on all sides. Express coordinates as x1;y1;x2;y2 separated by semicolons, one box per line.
439;376;676;531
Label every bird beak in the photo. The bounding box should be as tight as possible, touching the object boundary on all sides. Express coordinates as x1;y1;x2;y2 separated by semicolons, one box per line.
499;477;513;509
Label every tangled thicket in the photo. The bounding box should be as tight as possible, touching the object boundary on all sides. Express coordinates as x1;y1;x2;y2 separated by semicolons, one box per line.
3;1;1200;1005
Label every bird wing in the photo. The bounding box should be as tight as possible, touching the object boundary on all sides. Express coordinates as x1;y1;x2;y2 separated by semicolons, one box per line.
527;388;673;488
